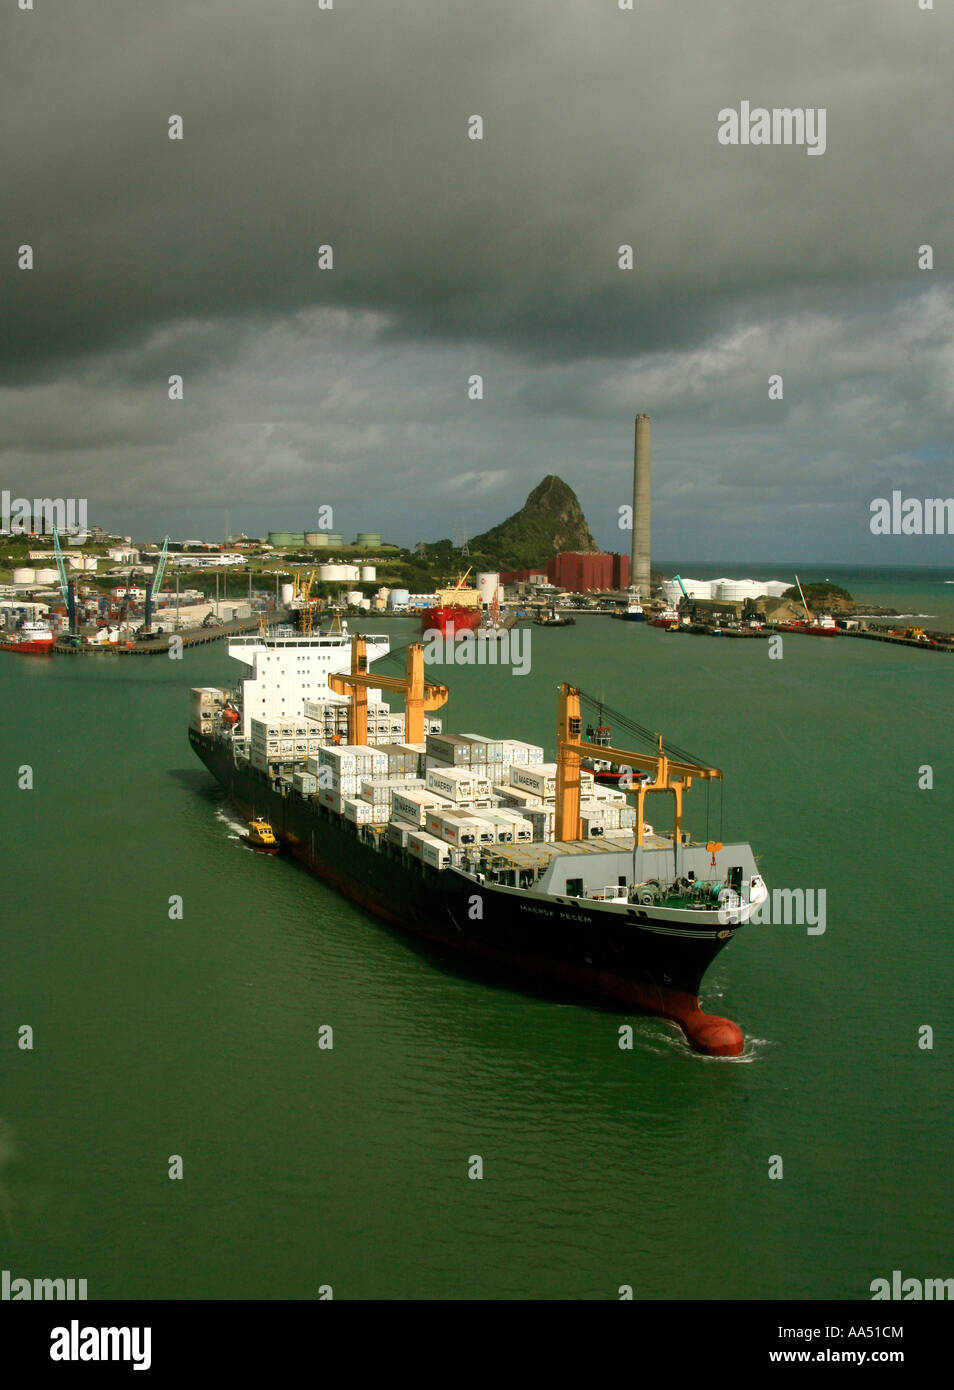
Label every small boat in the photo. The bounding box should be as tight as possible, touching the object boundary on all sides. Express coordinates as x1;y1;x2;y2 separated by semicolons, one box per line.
534;606;576;627
244;818;280;853
0;619;55;655
615;589;645;622
581;723;653;788
649;606;680;629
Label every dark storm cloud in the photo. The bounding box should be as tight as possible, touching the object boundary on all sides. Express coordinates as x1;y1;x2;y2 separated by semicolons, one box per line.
2;0;951;372
1;1;951;560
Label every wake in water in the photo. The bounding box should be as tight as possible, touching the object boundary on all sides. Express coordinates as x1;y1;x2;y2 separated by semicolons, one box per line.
636;1022;775;1063
214;805;249;842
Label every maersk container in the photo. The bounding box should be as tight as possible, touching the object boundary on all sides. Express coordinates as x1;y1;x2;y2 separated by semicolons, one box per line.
424;809;487;846
343;798;373;825
468;813;513;844
391;789;450;827
387;821;411;850
580;814;605;839
459;735;504;763
483;807;533;843
406;830;452;870
493;784;543;808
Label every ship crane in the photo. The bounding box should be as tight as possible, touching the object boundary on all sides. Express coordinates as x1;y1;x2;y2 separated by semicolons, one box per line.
555;684;722;847
329;636;448;744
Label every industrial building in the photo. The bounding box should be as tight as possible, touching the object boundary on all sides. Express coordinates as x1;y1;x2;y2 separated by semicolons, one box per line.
545;552;630;592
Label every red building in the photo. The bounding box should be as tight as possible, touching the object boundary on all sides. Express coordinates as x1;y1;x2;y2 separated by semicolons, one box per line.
546;552;629;592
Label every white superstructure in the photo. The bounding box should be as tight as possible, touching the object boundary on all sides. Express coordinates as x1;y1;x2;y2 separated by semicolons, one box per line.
227;630;390;737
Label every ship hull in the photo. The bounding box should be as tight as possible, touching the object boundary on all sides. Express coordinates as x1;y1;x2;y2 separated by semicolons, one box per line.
190;731;745;1055
0;638;54;655
421;605;482;638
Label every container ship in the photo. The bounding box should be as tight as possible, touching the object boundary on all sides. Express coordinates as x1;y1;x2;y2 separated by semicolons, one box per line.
189;625;767;1056
421;570;482;638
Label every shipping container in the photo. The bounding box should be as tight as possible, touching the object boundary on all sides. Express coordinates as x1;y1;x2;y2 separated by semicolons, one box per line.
391;789;451;827
406;830;452;870
424;808;494;846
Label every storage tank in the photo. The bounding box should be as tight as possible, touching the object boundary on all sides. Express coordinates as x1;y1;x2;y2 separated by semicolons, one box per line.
663;577;712;604
376;586;391;600
267;532;306;548
358;598;372;611
360;565;376;582
35;568;59;584
714;579;764;602
12;567;36;585
318;564;352;582
355;532;381;548
323;534;344;548
280;583;294;605
304;532;329;547
388;588;410;609
346;590;363;605
477;572;500;607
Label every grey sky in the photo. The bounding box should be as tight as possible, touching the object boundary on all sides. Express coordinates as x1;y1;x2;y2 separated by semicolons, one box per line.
1;0;951;563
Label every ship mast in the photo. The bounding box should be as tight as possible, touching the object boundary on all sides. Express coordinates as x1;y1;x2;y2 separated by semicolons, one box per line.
330;636;449;743
555;684;722;846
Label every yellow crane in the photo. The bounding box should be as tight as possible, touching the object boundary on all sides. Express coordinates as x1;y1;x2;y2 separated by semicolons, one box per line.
555;684;723;846
329;636;448;744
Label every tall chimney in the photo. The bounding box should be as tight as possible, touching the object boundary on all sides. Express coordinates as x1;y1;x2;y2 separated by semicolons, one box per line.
631;413;651;595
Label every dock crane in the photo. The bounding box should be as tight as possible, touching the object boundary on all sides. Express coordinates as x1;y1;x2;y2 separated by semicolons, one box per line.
52;526;77;636
555;684;722;849
139;537;170;637
794;573;811;624
329;636;448;744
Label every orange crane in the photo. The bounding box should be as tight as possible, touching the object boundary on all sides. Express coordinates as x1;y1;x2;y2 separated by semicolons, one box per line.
555;684;722;846
329;636;448;744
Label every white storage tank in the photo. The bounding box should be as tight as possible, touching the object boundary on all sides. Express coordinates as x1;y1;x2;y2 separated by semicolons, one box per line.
376;586;390;600
713;579;764;602
12;567;36;585
358;597;372;610
388;587;410;609
346;590;363;605
361;565;376;582
280;583;294;605
477;572;500;607
663;577;712;604
319;563;359;583
35;567;59;584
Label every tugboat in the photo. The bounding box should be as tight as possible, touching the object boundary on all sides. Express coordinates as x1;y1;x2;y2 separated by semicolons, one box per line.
580;722;652;789
534;605;576;627
615;589;645;621
0;617;55;655
650;605;680;630
244;818;280;853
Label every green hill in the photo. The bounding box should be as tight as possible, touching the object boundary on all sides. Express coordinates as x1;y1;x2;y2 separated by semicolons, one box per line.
462;476;599;570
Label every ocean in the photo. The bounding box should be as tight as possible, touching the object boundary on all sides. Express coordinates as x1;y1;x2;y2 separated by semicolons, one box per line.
1;566;951;1300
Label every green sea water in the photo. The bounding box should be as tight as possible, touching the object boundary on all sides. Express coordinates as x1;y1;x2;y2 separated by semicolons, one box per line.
1;610;951;1300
